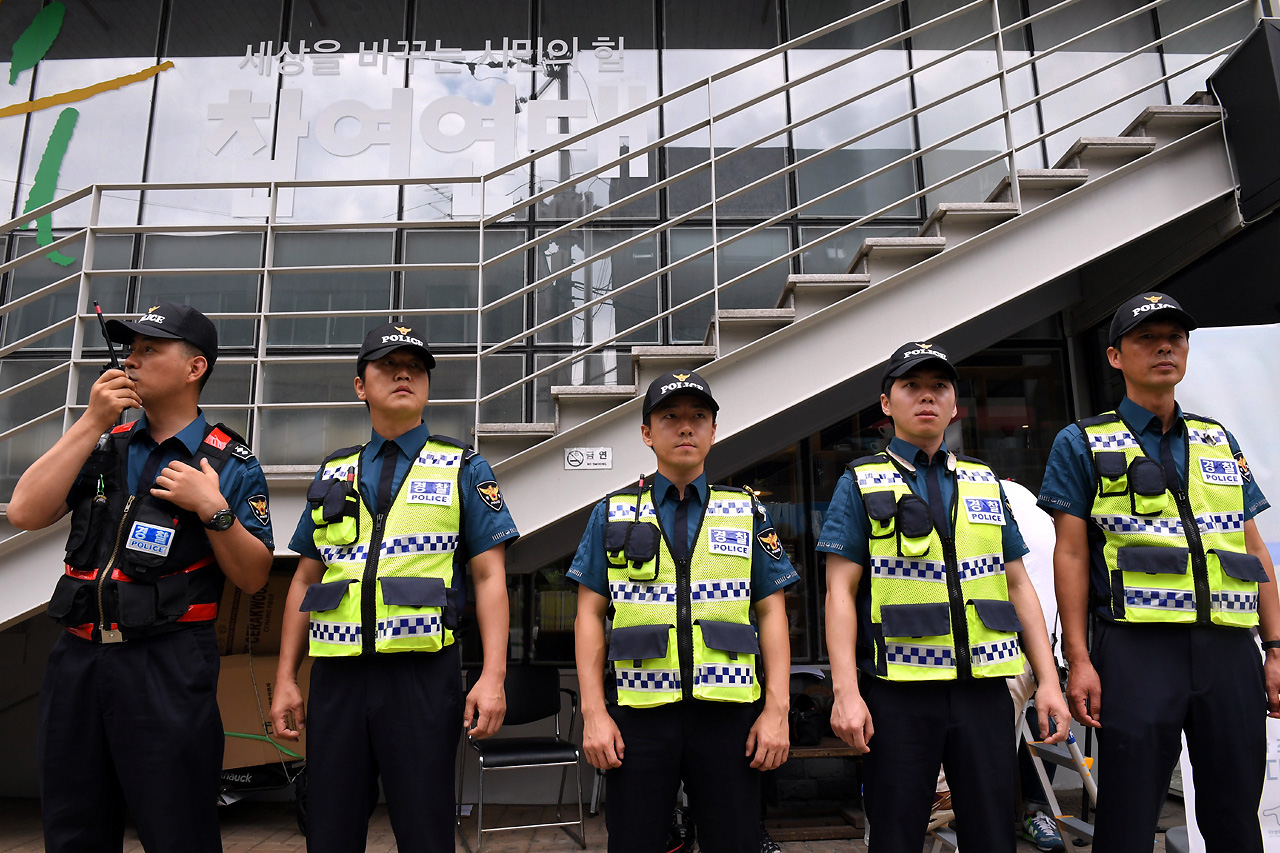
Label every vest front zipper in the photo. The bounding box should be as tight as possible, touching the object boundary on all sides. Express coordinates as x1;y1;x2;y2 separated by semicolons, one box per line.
362;511;388;654
98;495;136;643
1173;488;1211;624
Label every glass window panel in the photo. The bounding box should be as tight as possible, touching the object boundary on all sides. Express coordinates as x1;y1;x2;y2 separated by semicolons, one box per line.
290;1;405;44
1157;0;1254;106
669;227;790;344
532;350;625;422
0;1;43;61
1027;0;1166;165
0;358;66;433
257;405;367;465
0;415;62;503
167;0;282;56
788;1;902;50
73;360;252;408
262;361;357;404
3;234;131;350
139;234;261;347
798;225;915;275
665;1;779;49
0;70;28;220
476;353;525;424
532;563;577;663
268;231;393;347
402;229;523;346
43;1;161;59
412;0;529;45
534;228;660;347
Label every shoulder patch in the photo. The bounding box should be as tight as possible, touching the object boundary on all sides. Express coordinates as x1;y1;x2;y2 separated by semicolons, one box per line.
475;480;504;511
1078;412;1121;428
1236;452;1252;483
110;421;136;434
757;527;784;561
954;453;985;464
848;454;888;472
231;443;254;461
1182;412;1222;428
246;494;270;526
322;444;364;465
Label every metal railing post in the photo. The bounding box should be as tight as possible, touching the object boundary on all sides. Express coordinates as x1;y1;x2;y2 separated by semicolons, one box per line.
65;187;101;432
257;183;279;452
475;176;486;447
707;78;721;355
992;0;1022;211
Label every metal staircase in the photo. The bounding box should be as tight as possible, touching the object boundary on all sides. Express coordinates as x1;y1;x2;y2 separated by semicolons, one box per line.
0;0;1258;623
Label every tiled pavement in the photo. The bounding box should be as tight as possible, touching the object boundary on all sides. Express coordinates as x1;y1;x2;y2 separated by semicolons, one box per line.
0;793;1185;851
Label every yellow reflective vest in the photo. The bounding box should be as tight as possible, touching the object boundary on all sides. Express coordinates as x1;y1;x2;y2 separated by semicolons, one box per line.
854;453;1024;681
1082;411;1266;628
604;486;762;708
300;437;469;656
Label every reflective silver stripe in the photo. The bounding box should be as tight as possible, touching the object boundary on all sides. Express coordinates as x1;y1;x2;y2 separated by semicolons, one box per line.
609;581;677;604
695;664;754;686
1124;587;1196;611
377;613;442;640
323;464;356;481
690;579;751;600
320;543;372;563
1188;427;1228;448
415;450;461;467
1196;511;1245;534
706;499;753;516
615;668;681;692
310;620;362;644
972;637;1021;664
1087;431;1139;451
1211;591;1259;613
381;533;459;556
608;503;656;520
1092;515;1184;536
857;470;905;488
955;468;997;483
884;643;954;668
956;553;1004;583
871;556;946;583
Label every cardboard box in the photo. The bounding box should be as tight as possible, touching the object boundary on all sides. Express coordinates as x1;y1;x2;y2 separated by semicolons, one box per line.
217;653;312;770
216;575;294;656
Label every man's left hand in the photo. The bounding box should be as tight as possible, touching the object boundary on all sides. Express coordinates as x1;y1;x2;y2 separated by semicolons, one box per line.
746;705;789;771
151;458;226;521
465;673;506;738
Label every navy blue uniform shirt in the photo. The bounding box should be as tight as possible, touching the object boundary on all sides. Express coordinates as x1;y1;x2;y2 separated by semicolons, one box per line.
1037;397;1269;521
289;421;519;566
567;472;800;601
815;437;1029;673
67;411;274;550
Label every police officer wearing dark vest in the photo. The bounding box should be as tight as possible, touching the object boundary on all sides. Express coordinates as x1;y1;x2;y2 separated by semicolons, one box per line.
568;370;799;853
820;341;1068;853
270;323;517;853
1039;293;1279;852
9;301;275;853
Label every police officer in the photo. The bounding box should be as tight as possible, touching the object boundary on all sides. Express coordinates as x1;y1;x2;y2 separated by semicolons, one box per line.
9;301;275;853
271;322;516;853
820;341;1068;853
1038;293;1279;852
569;370;798;853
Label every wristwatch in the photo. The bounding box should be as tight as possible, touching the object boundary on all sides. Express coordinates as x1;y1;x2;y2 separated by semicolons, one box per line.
204;507;235;531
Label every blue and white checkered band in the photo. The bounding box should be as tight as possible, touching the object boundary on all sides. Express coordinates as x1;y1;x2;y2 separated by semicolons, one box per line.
856;470;905;489
1125;587;1196;611
1093;515;1185;536
1188;427;1228;448
884;643;955;668
1211;591;1259;613
1197;511;1245;534
609;581;678;604
973;637;1021;664
381;533;460;557
706;499;753;516
321;543;372;564
695;664;755;686
957;553;1005;583
870;556;947;583
1088;431;1139;451
377;613;442;640
310;620;362;644
955;468;998;484
324;464;356;482
608;502;656;520
415;450;461;468
691;579;752;601
615;668;681;692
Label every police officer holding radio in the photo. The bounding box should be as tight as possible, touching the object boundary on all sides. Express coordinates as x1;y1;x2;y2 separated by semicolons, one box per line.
568;370;798;853
1039;293;1279;852
271;323;517;853
820;341;1068;853
9;301;275;853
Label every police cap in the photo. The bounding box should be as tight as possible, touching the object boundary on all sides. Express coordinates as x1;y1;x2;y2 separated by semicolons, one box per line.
1109;292;1198;347
105;301;218;366
883;341;959;390
643;370;719;417
358;323;436;370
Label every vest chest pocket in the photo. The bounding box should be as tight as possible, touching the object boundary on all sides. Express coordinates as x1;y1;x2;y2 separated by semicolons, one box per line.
879;602;951;639
118;503;181;582
1095;451;1128;497
864;490;897;539
1211;549;1268;583
967;599;1023;675
696;620;760;661
896;494;934;558
309;478;359;546
608;623;673;666
46;574;95;627
606;521;660;581
1127;458;1169;516
1208;549;1267;627
301;578;357;613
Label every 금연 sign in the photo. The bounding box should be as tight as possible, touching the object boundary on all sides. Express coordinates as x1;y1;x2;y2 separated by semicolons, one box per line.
564;447;612;470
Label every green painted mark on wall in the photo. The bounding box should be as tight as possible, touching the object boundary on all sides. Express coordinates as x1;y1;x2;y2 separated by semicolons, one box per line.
10;2;66;85
23;107;79;266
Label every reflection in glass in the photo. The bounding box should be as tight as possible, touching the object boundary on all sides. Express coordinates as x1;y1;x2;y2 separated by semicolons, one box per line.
1157;0;1252;106
3;235;131;349
139;234;262;347
669;227;790;344
403;229;523;345
798;225;914;275
268;231;393;347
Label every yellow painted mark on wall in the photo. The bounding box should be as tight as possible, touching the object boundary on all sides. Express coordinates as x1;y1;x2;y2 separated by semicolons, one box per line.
0;61;174;119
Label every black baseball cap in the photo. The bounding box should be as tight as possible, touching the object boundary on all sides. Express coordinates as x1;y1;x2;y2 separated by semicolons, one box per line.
1109;292;1198;346
883;341;959;389
358;323;436;369
643;370;719;417
105;301;218;365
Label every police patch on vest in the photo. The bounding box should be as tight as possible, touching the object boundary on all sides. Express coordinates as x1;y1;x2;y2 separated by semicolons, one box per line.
963;497;1005;525
407;480;453;505
1199;458;1242;486
709;527;751;557
475;480;503;511
1236;452;1252;483
757;527;784;561
126;521;174;557
246;494;270;525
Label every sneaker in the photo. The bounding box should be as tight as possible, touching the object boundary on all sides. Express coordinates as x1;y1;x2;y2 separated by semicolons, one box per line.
760;823;781;853
927;791;954;831
1022;811;1066;852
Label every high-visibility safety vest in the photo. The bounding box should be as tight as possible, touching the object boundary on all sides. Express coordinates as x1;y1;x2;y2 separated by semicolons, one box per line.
1082;411;1267;628
47;420;245;643
300;435;472;656
604;485;762;708
853;453;1025;681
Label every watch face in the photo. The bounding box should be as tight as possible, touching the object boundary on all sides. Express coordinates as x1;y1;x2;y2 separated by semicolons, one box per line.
207;509;235;531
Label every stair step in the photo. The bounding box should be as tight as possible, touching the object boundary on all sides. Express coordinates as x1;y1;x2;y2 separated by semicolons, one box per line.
473;421;557;464
918;202;1019;245
847;237;946;283
1121;104;1221;148
704;308;795;354
551;385;637;431
629;345;717;390
1026;741;1080;771
1052;136;1158;178
778;274;871;320
986;168;1089;212
1184;90;1213;106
